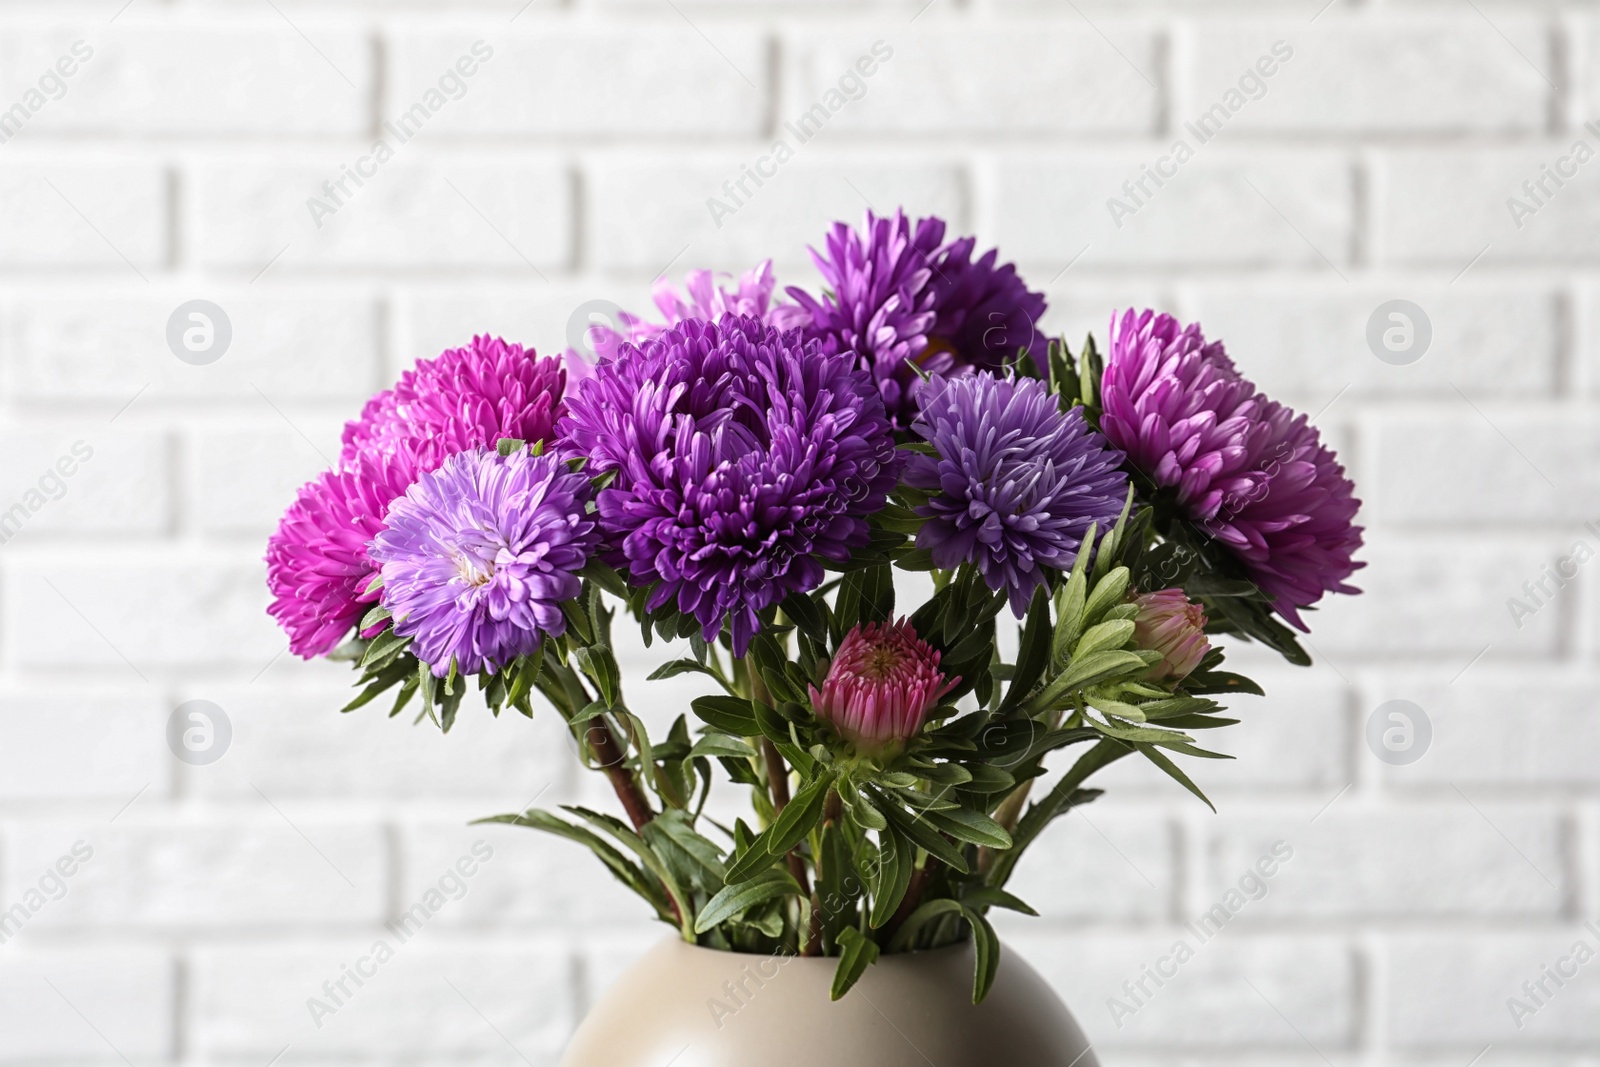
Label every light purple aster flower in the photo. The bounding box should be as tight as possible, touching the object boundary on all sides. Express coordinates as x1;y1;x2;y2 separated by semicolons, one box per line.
566;260;807;373
341;335;566;480
558;314;899;655
370;448;599;677
906;373;1129;616
1101;309;1364;628
787;210;1047;427
266;453;416;658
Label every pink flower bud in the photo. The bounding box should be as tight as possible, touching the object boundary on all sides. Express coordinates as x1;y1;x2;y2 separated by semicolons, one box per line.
1132;589;1210;683
809;619;958;755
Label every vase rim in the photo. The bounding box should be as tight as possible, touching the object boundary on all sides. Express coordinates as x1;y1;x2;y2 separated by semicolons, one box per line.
661;934;973;964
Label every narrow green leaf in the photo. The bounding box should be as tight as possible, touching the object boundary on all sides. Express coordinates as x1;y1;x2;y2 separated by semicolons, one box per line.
694;868;803;933
831;927;881;1000
925;805;1012;850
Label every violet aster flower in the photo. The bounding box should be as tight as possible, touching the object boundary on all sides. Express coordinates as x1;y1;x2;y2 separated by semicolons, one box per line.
559;314;899;655
1131;589;1210;683
787;210;1047;427
266;453;416;658
906;373;1129;616
810;619;958;756
1101;309;1363;627
369;448;598;677
567;260;807;370
341;335;566;479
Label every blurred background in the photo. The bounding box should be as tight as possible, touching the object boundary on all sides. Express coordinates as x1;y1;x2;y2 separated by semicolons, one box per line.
0;0;1593;1063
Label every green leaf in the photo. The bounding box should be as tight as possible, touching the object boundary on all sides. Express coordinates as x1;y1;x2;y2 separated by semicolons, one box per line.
694;867;805;933
648;658;718;682
643;810;728;892
1182;670;1266;697
869;828;914;929
1082;566;1130;625
1073;618;1135;659
925;806;1012;850
768;774;832;856
1138;743;1216;812
496;437;526;456
960;888;1038;916
691;695;759;735
475;808;671;920
963;906;1001;1004
1057;649;1150;692
689;734;757;760
831;927;881;1000
999;586;1052;714
874;790;969;873
887;898;962;952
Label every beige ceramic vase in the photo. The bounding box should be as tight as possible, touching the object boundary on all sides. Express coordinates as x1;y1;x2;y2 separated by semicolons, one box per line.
560;936;1099;1067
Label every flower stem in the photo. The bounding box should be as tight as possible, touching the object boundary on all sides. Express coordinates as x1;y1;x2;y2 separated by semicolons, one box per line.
978;779;1035;877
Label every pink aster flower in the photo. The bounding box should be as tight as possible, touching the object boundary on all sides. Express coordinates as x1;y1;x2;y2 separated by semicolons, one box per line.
1131;589;1210;683
265;453;415;658
809;620;959;755
1101;309;1364;628
340;335;566;480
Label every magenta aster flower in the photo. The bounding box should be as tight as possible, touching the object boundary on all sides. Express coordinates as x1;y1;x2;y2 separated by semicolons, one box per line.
787;210;1046;427
559;314;899;655
1131;589;1210;683
1101;310;1363;627
810;619;958;755
906;373;1129;617
266;453;416;658
340;335;566;479
369;448;598;677
568;260;808;369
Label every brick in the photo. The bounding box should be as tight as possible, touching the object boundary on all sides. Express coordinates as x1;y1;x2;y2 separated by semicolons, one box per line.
4;555;283;671
0;164;164;268
0;950;173;1059
195;158;570;270
0;26;372;135
1309;533;1562;659
1371;412;1600;525
993;811;1176;924
192;422;345;536
1187;284;1558;403
785;27;1159;135
1387;931;1600;1046
587;154;967;273
1182;20;1550;134
1376;146;1600;265
996;150;1353;268
8;819;386;927
193;940;573;1059
1372;673;1600;787
1204;806;1566;918
389;28;766;136
189;682;573;801
0;688;167;800
0;427;169;540
1006;933;1356;1048
4;293;382;402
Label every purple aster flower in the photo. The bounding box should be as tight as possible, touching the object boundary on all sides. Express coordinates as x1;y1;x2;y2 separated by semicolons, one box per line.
787;210;1047;427
266;453;416;658
370;448;599;677
567;260;807;371
341;335;566;479
1101;309;1364;627
906;373;1129;616
559;314;899;655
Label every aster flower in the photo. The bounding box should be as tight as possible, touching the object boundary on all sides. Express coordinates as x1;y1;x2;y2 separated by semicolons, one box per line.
369;448;598;677
787;210;1047;427
341;335;566;479
1131;589;1210;683
266;453;416;658
810;619;958;755
567;260;808;370
906;373;1129;617
1101;309;1363;627
559;314;899;655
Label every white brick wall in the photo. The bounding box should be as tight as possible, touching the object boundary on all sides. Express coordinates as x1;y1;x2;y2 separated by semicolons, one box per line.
0;1;1596;1064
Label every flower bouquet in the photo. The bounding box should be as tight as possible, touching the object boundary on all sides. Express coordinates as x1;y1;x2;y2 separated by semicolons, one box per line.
267;210;1362;1020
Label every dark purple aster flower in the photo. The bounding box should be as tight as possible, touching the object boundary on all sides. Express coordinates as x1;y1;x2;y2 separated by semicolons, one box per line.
559;314;899;655
1101;309;1364;628
370;448;599;677
266;453;416;658
787;210;1047;427
341;335;566;480
906;373;1129;616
